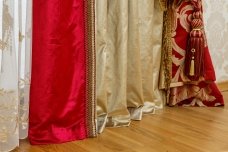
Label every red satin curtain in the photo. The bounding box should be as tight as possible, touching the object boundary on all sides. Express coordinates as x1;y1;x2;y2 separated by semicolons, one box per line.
29;0;96;144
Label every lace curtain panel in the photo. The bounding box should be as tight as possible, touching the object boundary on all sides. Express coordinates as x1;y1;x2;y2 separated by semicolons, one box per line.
0;0;31;151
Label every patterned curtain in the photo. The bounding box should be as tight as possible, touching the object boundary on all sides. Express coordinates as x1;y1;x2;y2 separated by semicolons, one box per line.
159;0;224;107
0;0;31;151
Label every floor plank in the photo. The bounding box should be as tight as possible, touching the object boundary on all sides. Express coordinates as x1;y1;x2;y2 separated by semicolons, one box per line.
13;92;228;152
218;81;228;92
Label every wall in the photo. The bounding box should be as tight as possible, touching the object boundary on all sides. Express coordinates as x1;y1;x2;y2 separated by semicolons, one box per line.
204;0;228;82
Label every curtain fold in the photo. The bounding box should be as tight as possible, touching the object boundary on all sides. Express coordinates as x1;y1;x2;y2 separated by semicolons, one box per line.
0;0;31;151
96;0;165;133
1;0;226;151
18;0;32;140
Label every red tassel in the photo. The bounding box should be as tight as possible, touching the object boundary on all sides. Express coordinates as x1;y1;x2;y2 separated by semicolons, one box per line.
185;3;205;81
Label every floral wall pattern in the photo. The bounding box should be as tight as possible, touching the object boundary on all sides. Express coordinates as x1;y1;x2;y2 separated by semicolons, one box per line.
203;0;228;82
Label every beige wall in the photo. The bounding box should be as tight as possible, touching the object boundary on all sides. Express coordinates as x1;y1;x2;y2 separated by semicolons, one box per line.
204;0;228;82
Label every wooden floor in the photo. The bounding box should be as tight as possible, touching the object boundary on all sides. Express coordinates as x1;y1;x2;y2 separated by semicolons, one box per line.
13;91;228;152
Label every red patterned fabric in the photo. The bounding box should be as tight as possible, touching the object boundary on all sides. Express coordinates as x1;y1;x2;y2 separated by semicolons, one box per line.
29;0;91;144
168;0;224;107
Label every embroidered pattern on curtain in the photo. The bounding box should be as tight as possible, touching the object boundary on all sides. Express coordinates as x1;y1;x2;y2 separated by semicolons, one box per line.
0;0;31;151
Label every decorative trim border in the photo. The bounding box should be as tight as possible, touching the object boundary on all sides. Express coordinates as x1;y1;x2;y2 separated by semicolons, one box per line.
159;0;168;11
84;0;97;137
161;7;172;91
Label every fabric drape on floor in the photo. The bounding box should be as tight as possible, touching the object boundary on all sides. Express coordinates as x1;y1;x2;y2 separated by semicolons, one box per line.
29;0;96;145
96;0;165;133
0;0;31;151
160;0;224;106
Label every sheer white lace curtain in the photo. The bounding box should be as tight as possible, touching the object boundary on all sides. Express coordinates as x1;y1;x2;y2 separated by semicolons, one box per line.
0;0;31;151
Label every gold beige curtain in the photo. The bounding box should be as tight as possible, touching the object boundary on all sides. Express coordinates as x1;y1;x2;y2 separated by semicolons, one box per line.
96;0;165;133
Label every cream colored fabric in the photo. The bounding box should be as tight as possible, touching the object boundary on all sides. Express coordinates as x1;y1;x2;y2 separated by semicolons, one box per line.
0;0;31;151
203;0;228;82
96;0;165;133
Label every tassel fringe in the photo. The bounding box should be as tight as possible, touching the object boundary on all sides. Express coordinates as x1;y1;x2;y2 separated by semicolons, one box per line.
185;0;205;81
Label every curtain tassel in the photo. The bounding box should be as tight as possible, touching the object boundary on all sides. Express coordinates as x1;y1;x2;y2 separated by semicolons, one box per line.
185;9;205;81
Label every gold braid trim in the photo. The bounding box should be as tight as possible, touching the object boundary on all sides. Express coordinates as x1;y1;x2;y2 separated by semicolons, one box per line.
161;1;173;102
160;0;183;10
84;0;97;137
159;0;168;11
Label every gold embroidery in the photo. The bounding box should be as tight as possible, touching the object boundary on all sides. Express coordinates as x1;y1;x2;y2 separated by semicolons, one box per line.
159;0;168;11
2;1;13;51
0;122;19;143
0;127;8;143
161;2;173;92
0;39;7;50
1;0;14;74
3;2;13;31
0;89;18;143
19;31;25;42
0;0;30;147
159;0;183;11
0;115;17;122
19;76;31;87
18;74;30;130
0;89;18;110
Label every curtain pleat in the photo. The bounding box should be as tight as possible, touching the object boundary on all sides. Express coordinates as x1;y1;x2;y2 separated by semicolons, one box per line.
29;0;96;145
96;0;165;133
18;0;32;140
0;1;19;151
0;0;226;151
